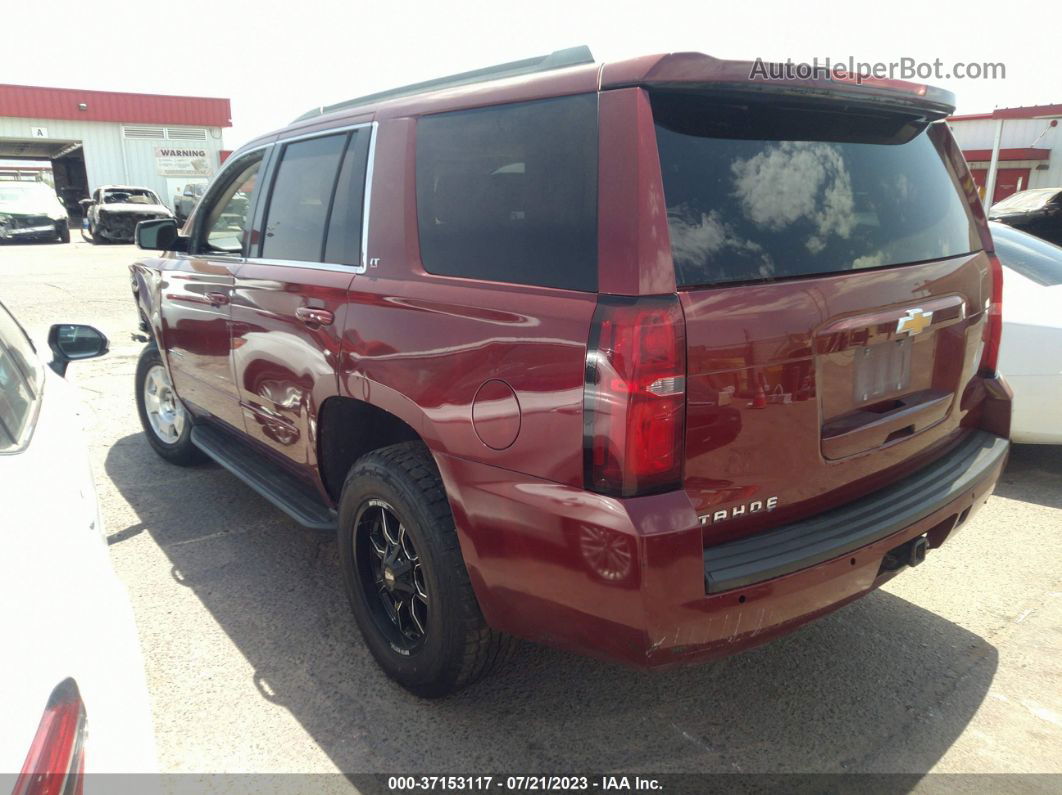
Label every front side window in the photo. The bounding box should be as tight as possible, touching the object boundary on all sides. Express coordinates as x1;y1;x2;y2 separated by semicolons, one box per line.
0;303;43;453
200;154;264;254
652;92;981;287
262;133;348;262
415;94;599;292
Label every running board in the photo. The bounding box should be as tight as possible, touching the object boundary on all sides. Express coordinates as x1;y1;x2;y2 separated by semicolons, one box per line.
190;424;337;531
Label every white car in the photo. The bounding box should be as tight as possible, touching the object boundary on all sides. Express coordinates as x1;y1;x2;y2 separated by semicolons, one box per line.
991;221;1062;444
0;304;157;789
0;182;71;244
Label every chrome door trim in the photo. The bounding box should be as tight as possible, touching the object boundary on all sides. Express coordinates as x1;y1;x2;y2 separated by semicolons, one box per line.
356;121;379;275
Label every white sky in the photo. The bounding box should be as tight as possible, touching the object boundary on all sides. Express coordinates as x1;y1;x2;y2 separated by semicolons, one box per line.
4;0;1061;150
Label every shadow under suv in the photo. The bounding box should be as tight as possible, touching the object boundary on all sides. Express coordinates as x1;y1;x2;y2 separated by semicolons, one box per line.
130;47;1012;697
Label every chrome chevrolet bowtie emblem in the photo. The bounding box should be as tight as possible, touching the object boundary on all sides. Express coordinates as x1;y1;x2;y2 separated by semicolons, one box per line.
896;308;933;336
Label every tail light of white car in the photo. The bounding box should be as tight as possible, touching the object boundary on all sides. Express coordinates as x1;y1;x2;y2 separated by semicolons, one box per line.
13;678;87;795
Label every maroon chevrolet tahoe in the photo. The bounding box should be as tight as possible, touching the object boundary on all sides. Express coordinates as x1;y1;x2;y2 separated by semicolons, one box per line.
130;47;1012;697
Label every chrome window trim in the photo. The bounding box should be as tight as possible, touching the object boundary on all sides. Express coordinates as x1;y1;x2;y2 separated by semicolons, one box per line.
242;257;360;274
356;121;379;275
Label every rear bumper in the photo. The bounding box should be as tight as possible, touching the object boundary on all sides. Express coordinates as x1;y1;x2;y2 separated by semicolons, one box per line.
436;429;1009;669
704;431;1008;593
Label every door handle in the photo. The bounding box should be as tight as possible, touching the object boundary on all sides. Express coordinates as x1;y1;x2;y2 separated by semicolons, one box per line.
296;306;334;326
206;291;230;306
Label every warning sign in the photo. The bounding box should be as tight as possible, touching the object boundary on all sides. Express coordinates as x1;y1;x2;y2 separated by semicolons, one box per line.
155;146;213;177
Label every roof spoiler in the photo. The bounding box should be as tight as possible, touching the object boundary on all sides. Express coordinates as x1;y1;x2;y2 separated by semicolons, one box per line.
602;53;956;121
293;46;595;123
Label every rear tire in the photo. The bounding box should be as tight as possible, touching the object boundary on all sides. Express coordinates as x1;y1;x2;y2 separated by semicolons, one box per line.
135;344;205;466
338;442;512;697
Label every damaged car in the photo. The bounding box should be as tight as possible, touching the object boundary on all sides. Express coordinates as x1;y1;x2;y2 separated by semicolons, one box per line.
0;182;70;244
81;186;174;244
988;187;1062;246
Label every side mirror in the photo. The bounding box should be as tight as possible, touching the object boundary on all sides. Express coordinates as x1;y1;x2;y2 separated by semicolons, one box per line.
78;198;94;209
47;324;108;376
136;218;187;252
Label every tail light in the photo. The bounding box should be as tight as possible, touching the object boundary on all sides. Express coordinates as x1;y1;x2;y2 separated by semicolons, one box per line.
583;295;686;497
979;252;1004;376
13;679;87;795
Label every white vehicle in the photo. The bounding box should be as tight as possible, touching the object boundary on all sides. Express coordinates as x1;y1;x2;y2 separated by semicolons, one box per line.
991;222;1062;445
0;183;70;244
0;304;157;789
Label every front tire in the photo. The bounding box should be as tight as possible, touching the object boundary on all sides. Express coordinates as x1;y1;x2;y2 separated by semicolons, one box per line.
338;442;512;697
56;221;70;243
135;345;204;465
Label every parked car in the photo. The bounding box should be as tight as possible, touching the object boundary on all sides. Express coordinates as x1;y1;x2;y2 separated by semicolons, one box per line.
80;186;173;244
0;181;70;243
989;187;1062;246
173;182;207;225
990;221;1062;444
129;47;1011;697
0;302;157;783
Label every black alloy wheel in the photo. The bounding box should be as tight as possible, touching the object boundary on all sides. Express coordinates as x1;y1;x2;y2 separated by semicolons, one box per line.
355;498;430;650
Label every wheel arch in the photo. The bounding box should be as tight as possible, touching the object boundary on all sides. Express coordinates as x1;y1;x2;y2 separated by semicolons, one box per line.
317;395;426;503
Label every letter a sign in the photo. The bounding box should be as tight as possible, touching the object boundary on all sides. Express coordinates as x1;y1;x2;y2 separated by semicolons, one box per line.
31;127;48;138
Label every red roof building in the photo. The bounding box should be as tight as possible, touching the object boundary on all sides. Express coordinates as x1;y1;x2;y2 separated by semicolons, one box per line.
948;104;1061;204
0;84;233;210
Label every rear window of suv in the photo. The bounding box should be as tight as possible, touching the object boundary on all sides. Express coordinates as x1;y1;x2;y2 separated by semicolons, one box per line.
415;94;598;292
652;92;981;288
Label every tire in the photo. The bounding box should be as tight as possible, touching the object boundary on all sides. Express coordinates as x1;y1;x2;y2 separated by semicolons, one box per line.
134;345;205;466
56;221;70;244
87;221;100;244
338;441;512;697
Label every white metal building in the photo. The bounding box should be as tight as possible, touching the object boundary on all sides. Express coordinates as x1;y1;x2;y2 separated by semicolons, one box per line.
947;104;1062;204
0;84;231;211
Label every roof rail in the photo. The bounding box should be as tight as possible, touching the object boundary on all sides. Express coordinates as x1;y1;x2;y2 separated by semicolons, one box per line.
292;46;595;123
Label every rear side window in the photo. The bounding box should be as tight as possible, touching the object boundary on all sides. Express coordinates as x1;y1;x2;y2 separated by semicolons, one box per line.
652;93;981;287
262;133;348;262
416;94;598;292
992;223;1062;286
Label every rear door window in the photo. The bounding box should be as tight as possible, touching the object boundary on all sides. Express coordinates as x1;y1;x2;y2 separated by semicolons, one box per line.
262;133;348;262
652;92;981;287
323;130;372;266
415;94;598;292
